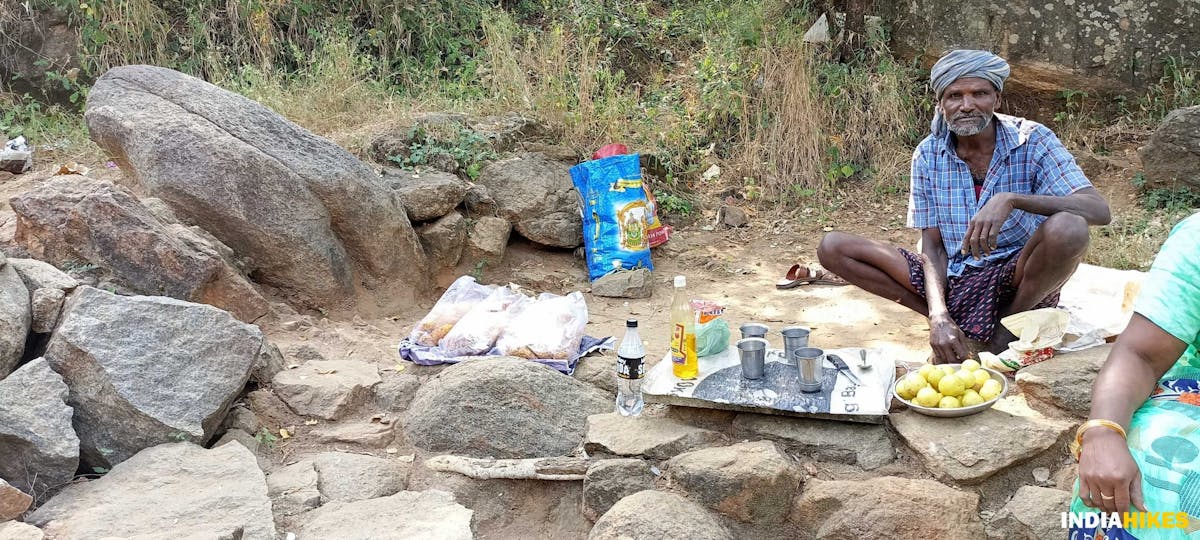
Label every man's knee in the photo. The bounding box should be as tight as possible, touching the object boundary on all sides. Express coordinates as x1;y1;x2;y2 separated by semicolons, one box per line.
1040;212;1090;256
817;232;853;267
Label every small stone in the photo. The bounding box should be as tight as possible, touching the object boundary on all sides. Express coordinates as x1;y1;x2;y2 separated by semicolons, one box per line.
7;258;79;291
719;205;749;228
987;485;1072;540
591;269;654;299
582;459;655;522
298;489;473;540
312;452;409;503
1033;467;1051;483
589;490;732;540
223;406;263;435
0;477;33;521
272;360;381;420
0;521;43;540
464;216;511;265
214;428;261;453
30;287;65;333
310;422;395;448
584;413;725;460
267;460;321;517
663;440;801;523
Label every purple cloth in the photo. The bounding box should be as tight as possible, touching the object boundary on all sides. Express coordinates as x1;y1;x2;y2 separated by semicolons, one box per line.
398;335;614;375
900;248;1061;342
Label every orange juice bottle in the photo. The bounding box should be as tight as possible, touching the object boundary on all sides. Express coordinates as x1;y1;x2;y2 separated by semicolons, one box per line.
670;275;699;379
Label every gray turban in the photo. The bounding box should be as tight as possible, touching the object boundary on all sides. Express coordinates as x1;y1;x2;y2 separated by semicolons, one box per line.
929;50;1010;137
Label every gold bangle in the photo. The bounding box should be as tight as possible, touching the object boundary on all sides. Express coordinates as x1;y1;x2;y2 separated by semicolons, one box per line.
1071;419;1127;461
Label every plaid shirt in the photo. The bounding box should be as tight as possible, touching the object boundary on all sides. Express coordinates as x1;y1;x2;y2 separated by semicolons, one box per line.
906;113;1093;277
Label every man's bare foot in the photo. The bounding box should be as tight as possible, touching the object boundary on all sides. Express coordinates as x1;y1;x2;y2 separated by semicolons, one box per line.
986;326;1017;354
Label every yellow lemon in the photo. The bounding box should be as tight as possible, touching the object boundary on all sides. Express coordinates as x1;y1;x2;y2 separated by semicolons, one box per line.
961;359;981;371
896;380;916;400
904;373;928;390
973;369;990;390
938;396;961;409
915;386;942;407
918;363;938;382
925;367;945;388
938;373;966;397
941;365;957;378
961;389;984;407
979;379;1003;401
955;369;975;388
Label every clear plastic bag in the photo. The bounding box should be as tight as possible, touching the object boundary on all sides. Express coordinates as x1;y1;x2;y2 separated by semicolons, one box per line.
439;285;528;356
409;276;494;346
496;292;589;360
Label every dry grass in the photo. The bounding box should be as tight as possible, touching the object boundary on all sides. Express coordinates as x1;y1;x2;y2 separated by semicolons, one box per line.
734;44;827;200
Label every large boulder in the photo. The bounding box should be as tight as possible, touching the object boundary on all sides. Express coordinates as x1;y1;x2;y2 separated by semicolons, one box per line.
663;440;802;524
793;476;986;539
404;358;610;458
0;358;79;499
1139;106;1200;190
45;287;263;468
890;403;1072;485
9;176;268;322
6;258;79;292
84;65;429;309
476;154;582;248
1016;345;1109;418
298;489;474;540
382;167;469;222
880;1;1200;94
0;262;30;377
589;490;733;540
27;442;276;540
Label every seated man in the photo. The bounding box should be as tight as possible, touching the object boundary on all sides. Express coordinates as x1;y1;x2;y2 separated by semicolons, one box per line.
817;49;1111;363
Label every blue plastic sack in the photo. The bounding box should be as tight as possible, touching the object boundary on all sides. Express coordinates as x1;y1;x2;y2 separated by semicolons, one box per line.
570;154;654;280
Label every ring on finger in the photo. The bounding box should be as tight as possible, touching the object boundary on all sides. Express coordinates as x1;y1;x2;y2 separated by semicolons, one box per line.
1100;493;1115;500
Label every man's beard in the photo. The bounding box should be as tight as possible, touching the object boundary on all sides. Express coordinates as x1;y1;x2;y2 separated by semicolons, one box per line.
948;111;993;136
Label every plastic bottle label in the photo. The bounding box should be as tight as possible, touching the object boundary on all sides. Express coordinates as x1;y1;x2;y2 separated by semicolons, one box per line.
670;324;685;364
617;355;644;379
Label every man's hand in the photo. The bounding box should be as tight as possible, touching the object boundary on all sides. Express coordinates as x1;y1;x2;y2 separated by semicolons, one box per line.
1077;428;1147;514
929;314;970;364
961;193;1014;259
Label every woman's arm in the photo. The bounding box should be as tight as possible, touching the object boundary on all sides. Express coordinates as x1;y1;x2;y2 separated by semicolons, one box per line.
1077;313;1187;513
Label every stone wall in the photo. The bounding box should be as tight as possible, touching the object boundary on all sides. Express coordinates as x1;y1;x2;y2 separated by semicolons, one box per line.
881;0;1200;94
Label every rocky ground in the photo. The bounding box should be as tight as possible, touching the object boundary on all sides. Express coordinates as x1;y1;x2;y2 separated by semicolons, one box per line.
0;65;1155;540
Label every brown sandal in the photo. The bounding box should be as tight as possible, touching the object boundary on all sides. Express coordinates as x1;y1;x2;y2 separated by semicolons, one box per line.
776;264;849;289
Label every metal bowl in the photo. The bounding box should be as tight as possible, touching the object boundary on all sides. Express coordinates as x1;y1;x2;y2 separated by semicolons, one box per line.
892;364;1008;418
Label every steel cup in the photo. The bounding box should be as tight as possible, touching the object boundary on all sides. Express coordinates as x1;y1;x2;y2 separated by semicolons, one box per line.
780;326;811;365
736;338;768;380
740;323;769;340
793;347;825;392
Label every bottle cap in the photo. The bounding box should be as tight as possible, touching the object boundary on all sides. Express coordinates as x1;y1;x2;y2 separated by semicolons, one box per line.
674;275;686;287
626;319;638;328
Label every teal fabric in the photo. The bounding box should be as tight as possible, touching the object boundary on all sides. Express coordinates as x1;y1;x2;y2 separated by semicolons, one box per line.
1069;213;1200;539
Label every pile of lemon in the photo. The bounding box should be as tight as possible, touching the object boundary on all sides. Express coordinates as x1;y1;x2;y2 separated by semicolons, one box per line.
895;359;1004;409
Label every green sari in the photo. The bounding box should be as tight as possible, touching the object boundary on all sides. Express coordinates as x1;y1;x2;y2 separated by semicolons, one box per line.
1070;213;1200;540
